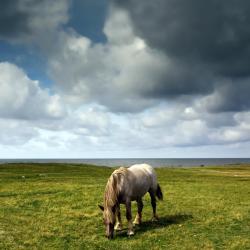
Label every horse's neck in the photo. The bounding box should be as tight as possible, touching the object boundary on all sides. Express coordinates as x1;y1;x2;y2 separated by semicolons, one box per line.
104;174;119;208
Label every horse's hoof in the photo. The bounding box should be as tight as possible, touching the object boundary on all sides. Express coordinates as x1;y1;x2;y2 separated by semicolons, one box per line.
114;224;123;231
133;220;141;226
151;216;159;222
127;230;135;236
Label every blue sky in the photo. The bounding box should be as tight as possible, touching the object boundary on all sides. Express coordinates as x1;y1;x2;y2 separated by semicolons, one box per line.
0;0;250;158
67;0;108;43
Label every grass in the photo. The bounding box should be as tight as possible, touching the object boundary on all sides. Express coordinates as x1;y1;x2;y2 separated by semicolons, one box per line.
0;163;250;249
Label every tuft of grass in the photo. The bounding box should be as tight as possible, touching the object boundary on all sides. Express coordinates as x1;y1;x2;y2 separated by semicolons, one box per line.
0;163;250;249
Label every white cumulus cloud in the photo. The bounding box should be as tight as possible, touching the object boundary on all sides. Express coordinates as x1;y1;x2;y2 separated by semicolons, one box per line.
0;62;66;120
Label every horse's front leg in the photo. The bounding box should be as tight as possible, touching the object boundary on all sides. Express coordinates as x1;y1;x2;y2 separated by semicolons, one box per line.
133;198;143;225
125;200;134;236
114;204;123;231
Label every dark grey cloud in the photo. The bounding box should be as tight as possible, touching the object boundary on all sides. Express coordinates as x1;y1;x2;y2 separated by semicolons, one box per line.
204;80;250;113
111;0;250;112
112;0;250;76
0;0;69;43
0;0;29;40
141;60;213;99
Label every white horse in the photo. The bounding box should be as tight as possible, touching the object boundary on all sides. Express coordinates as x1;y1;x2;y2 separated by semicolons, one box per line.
99;163;163;239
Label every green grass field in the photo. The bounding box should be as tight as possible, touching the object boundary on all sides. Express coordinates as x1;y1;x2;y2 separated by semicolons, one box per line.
0;163;249;250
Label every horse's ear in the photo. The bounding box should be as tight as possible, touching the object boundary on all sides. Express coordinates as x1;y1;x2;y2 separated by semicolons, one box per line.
98;205;104;211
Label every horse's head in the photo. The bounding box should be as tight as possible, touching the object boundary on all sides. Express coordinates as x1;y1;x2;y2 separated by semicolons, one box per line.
99;205;116;239
99;171;120;239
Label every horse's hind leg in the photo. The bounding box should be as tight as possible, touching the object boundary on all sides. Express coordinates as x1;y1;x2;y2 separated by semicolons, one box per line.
133;198;143;225
149;189;159;221
125;201;134;236
115;204;123;231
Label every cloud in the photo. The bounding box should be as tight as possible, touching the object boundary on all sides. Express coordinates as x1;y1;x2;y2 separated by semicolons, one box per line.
1;1;250;156
111;0;250;112
45;2;250;115
0;118;38;145
0;0;70;43
112;0;250;75
0;0;29;40
197;79;250;113
42;2;250;151
48;7;213;113
47;11;166;112
4;1;248;115
127;103;250;148
0;62;66;120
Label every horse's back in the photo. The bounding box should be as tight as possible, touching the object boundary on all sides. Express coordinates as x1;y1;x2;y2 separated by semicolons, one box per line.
127;164;157;199
128;163;155;177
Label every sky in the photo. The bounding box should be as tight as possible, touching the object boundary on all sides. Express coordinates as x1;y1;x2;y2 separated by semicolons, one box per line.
0;0;250;158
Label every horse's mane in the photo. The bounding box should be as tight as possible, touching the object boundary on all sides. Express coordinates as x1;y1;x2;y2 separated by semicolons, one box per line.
104;167;128;222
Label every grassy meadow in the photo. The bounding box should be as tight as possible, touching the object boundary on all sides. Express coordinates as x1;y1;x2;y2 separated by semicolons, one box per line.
0;163;250;249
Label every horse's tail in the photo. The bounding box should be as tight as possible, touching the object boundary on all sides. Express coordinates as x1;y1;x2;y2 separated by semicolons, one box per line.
156;184;163;200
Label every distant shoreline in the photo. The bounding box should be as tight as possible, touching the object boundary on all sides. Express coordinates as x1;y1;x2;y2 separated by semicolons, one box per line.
1;158;250;167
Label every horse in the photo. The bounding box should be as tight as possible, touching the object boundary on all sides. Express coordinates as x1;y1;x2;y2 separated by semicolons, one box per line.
98;163;163;239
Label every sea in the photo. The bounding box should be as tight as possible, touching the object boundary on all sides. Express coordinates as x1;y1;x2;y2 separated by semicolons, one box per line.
0;158;250;167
